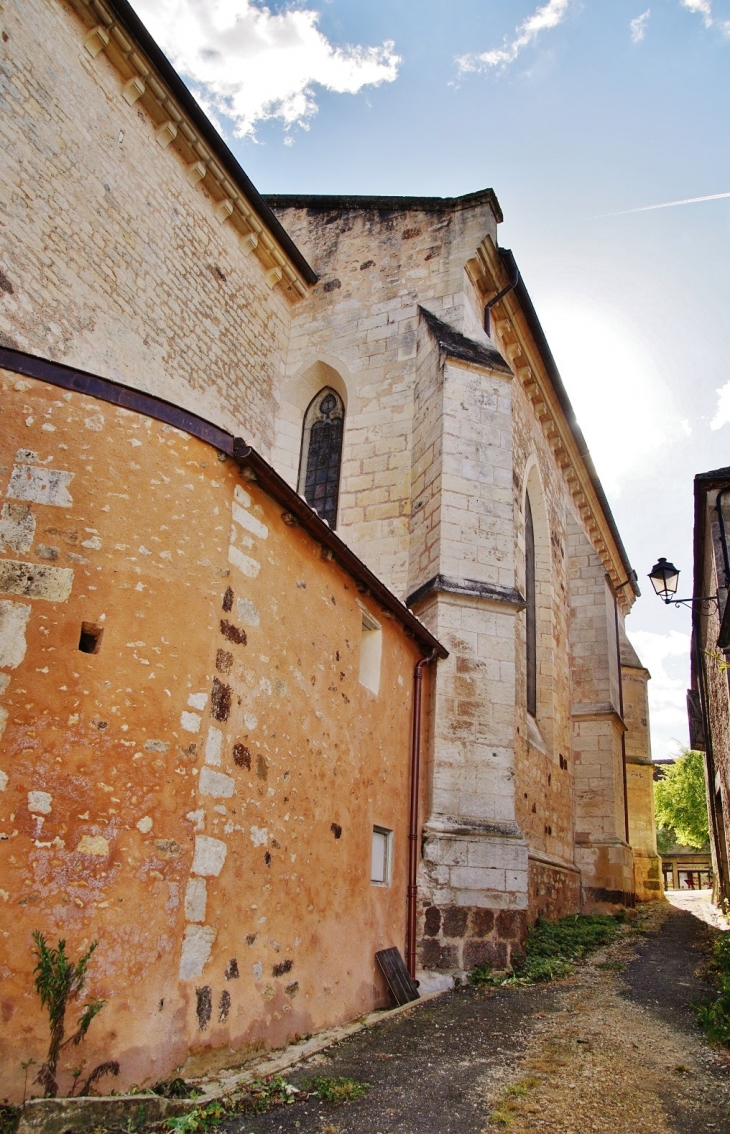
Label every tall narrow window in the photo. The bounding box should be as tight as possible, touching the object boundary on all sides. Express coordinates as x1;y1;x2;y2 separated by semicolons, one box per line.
525;492;537;717
298;387;344;529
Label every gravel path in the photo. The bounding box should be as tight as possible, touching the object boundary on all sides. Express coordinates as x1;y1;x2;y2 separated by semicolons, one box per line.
223;899;730;1134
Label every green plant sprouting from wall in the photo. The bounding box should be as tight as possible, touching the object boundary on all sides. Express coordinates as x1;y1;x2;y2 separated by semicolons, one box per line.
31;931;119;1098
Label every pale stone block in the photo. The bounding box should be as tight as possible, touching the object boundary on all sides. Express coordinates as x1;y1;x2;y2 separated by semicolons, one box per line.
449;865;505;891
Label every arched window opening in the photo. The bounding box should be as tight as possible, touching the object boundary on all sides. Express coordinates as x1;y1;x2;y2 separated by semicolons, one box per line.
298;387;344;529
525;492;537;717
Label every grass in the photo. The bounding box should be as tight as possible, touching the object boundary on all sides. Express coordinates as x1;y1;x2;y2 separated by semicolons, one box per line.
469;913;623;988
696;930;730;1045
487;1076;541;1127
0;1105;19;1134
162;1073;370;1133
305;1078;370;1103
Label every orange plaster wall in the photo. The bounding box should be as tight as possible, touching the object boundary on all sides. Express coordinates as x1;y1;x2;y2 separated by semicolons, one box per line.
0;371;422;1101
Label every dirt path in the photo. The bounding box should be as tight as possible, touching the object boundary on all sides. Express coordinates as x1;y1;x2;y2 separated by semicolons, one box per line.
224;899;730;1134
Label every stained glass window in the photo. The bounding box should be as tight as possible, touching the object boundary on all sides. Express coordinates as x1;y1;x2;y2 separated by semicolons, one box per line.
525;492;537;717
299;387;344;529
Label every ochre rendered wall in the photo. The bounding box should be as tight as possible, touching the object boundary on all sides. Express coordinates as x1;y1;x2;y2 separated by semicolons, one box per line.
0;373;422;1101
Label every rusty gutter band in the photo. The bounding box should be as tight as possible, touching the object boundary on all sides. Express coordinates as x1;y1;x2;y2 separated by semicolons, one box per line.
231;442;447;660
407;650;437;979
0;346;447;660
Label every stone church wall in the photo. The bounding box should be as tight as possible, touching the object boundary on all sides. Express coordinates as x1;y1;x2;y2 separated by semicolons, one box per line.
0;0;294;453
0;371;423;1101
510;371;578;920
622;654;662;900
268;194;501;597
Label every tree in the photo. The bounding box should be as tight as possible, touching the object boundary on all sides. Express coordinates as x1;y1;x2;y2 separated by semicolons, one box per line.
654;748;710;850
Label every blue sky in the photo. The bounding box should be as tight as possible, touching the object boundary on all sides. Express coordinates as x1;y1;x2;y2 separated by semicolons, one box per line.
134;0;730;758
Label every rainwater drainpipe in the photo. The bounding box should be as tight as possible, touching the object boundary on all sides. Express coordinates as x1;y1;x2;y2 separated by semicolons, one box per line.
483;251;520;337
610;572;637;851
407;649;438;980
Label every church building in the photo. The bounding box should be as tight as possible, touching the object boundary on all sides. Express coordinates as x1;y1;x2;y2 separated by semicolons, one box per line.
0;0;659;1099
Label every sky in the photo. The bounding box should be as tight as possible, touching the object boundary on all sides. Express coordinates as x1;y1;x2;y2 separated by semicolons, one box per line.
132;0;730;759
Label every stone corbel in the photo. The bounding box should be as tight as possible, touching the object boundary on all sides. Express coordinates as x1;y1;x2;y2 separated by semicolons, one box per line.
84;25;109;57
186;161;206;186
155;121;177;149
122;76;145;105
214;199;234;224
240;233;259;256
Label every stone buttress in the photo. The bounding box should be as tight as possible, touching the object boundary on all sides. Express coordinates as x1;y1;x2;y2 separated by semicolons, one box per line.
407;314;529;973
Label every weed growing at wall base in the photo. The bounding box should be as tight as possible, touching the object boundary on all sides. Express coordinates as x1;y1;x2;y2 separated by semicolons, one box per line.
31;932;118;1098
305;1078;370;1103
469;913;622;987
163;1075;370;1132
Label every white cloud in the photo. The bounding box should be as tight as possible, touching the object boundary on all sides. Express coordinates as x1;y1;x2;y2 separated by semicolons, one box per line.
710;379;730;429
627;628;690;760
537;303;684;496
630;9;651;42
457;0;571;73
131;0;400;138
680;0;714;28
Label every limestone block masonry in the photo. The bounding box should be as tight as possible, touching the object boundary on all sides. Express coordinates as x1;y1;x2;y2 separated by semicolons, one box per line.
268;190;652;967
0;0;306;453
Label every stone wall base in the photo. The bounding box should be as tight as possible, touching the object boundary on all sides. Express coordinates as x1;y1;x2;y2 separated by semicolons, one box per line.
577;839;634;911
528;857;581;922
417;904;527;975
632;849;664;901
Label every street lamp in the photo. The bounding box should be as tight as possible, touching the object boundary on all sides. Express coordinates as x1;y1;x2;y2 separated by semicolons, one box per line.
648;558;680;603
648;557;718;613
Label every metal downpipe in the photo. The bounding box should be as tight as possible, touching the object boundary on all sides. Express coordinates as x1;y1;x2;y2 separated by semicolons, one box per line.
406;650;437;980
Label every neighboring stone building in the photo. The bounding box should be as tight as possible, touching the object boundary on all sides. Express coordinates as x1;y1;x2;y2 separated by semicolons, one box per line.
0;0;660;1100
688;466;730;904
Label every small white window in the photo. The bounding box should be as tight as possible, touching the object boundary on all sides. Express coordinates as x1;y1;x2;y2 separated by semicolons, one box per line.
371;825;393;886
359;607;382;694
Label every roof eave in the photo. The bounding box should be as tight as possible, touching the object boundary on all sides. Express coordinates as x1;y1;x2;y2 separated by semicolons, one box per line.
97;0;317;286
265;189;504;224
509;265;638;598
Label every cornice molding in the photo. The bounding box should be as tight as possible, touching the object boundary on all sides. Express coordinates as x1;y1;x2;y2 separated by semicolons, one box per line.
423;816;525;841
469;235;634;611
68;0;313;301
571;702;626;732
527;849;581;875
406;573;526;611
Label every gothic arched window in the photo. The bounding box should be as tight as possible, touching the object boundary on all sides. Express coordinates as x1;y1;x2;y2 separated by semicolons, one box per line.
525;492;537;717
298;387;345;529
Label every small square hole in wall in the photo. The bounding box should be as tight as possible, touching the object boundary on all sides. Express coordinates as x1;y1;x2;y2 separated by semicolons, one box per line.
78;622;103;655
371;825;393;886
359;608;382;694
